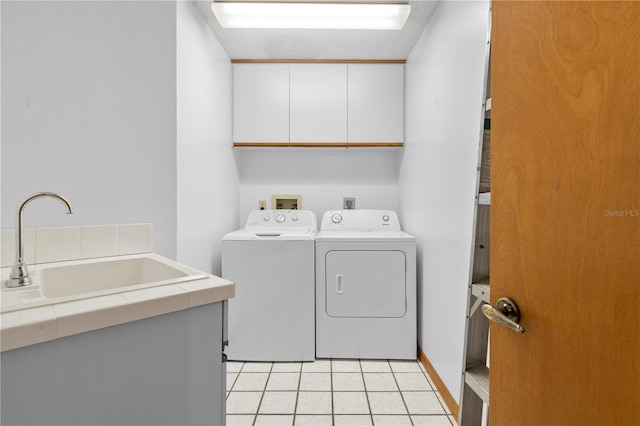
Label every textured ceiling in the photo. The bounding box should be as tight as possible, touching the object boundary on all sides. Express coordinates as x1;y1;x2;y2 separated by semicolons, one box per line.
194;0;439;60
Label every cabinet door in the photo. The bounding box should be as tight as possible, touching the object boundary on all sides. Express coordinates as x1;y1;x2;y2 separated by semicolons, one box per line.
233;63;289;143
290;64;347;143
348;64;404;143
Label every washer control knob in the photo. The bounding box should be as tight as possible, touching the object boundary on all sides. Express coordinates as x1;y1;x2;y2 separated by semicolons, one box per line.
382;215;390;222
291;216;299;222
263;216;270;222
276;214;286;223
331;213;343;224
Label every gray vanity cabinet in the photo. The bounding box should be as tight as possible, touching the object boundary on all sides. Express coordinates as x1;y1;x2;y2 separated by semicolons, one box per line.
1;302;227;426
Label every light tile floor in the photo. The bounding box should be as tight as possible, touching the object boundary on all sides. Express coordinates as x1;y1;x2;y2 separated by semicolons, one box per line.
226;359;457;426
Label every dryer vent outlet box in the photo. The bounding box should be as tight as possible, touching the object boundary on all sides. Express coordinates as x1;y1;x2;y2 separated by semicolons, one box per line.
272;195;301;210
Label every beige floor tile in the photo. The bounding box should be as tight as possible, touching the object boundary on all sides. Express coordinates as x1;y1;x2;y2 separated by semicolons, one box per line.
425;374;437;389
361;360;392;373
435;392;452;414
272;362;302;373
372;414;413;425
448;415;457;425
227;372;239;391
299;372;332;391
368;392;407;415
233;372;269;391
333;373;366;391
389;360;422;373
296;391;333;414
226;414;255;425
363;373;399;391
334;415;373;425
294;414;333;425
402;392;446;415
259;391;298;414
266;372;300;391
332;359;362;372
242;362;273;372
393;373;432;391
226;391;263;414
302;359;331;373
411;415;454;425
227;361;244;373
255;414;294;425
333;391;370;414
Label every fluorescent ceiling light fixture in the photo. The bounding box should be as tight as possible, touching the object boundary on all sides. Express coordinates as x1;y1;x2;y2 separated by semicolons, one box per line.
211;2;411;30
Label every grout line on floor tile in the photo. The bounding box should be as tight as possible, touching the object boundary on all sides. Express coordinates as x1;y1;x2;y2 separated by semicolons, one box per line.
331;360;335;424
360;359;374;424
392;362;413;419
292;365;301;426
252;363;273;421
434;390;452;416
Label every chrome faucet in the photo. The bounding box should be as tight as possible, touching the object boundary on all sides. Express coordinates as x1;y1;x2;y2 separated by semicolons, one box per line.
7;192;74;288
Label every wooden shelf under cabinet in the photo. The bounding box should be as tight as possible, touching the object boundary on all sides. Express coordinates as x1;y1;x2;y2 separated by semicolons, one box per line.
233;142;404;148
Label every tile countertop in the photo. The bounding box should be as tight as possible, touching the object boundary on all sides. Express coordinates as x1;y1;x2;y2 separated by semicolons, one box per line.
0;254;235;352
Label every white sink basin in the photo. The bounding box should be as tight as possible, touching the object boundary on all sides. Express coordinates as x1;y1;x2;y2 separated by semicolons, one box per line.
39;257;193;298
1;254;210;312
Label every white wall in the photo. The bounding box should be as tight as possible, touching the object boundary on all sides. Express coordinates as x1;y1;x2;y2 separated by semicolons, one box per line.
176;1;238;275
1;1;177;258
401;0;491;403
238;148;402;222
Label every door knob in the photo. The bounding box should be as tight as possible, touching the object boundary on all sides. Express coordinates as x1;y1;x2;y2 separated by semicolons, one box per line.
482;297;525;333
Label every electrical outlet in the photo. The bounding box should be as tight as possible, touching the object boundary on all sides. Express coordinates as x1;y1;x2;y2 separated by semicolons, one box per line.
343;197;356;210
259;200;267;210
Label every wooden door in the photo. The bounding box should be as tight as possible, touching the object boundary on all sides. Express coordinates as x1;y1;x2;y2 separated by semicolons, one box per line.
491;2;640;425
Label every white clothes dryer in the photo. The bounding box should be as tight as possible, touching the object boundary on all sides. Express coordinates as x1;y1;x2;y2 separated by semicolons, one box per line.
222;210;317;362
315;210;416;360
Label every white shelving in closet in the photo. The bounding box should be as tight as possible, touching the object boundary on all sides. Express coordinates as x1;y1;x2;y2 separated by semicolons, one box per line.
459;44;491;425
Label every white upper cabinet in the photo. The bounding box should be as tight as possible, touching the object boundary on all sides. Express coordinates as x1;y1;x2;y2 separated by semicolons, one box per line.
233;62;404;146
290;64;348;143
233;63;289;143
348;64;404;143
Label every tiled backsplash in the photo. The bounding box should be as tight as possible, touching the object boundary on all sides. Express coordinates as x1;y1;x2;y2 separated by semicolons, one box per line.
1;224;153;268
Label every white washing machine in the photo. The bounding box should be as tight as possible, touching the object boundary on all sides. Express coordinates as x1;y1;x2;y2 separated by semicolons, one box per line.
222;210;317;362
315;210;416;360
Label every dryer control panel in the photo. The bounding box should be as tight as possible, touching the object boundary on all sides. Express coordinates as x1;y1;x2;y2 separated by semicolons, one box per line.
320;210;402;231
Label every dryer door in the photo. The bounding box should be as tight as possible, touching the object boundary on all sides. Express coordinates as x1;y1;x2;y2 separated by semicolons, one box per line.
325;250;406;318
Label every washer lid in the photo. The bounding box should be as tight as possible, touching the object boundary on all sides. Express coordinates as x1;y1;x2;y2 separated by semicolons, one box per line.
223;228;317;241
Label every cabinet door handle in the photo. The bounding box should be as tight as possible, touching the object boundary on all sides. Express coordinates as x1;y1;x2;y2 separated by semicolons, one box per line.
336;274;343;294
482;297;525;333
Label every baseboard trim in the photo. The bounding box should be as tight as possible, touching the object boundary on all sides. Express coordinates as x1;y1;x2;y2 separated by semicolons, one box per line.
418;346;459;422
